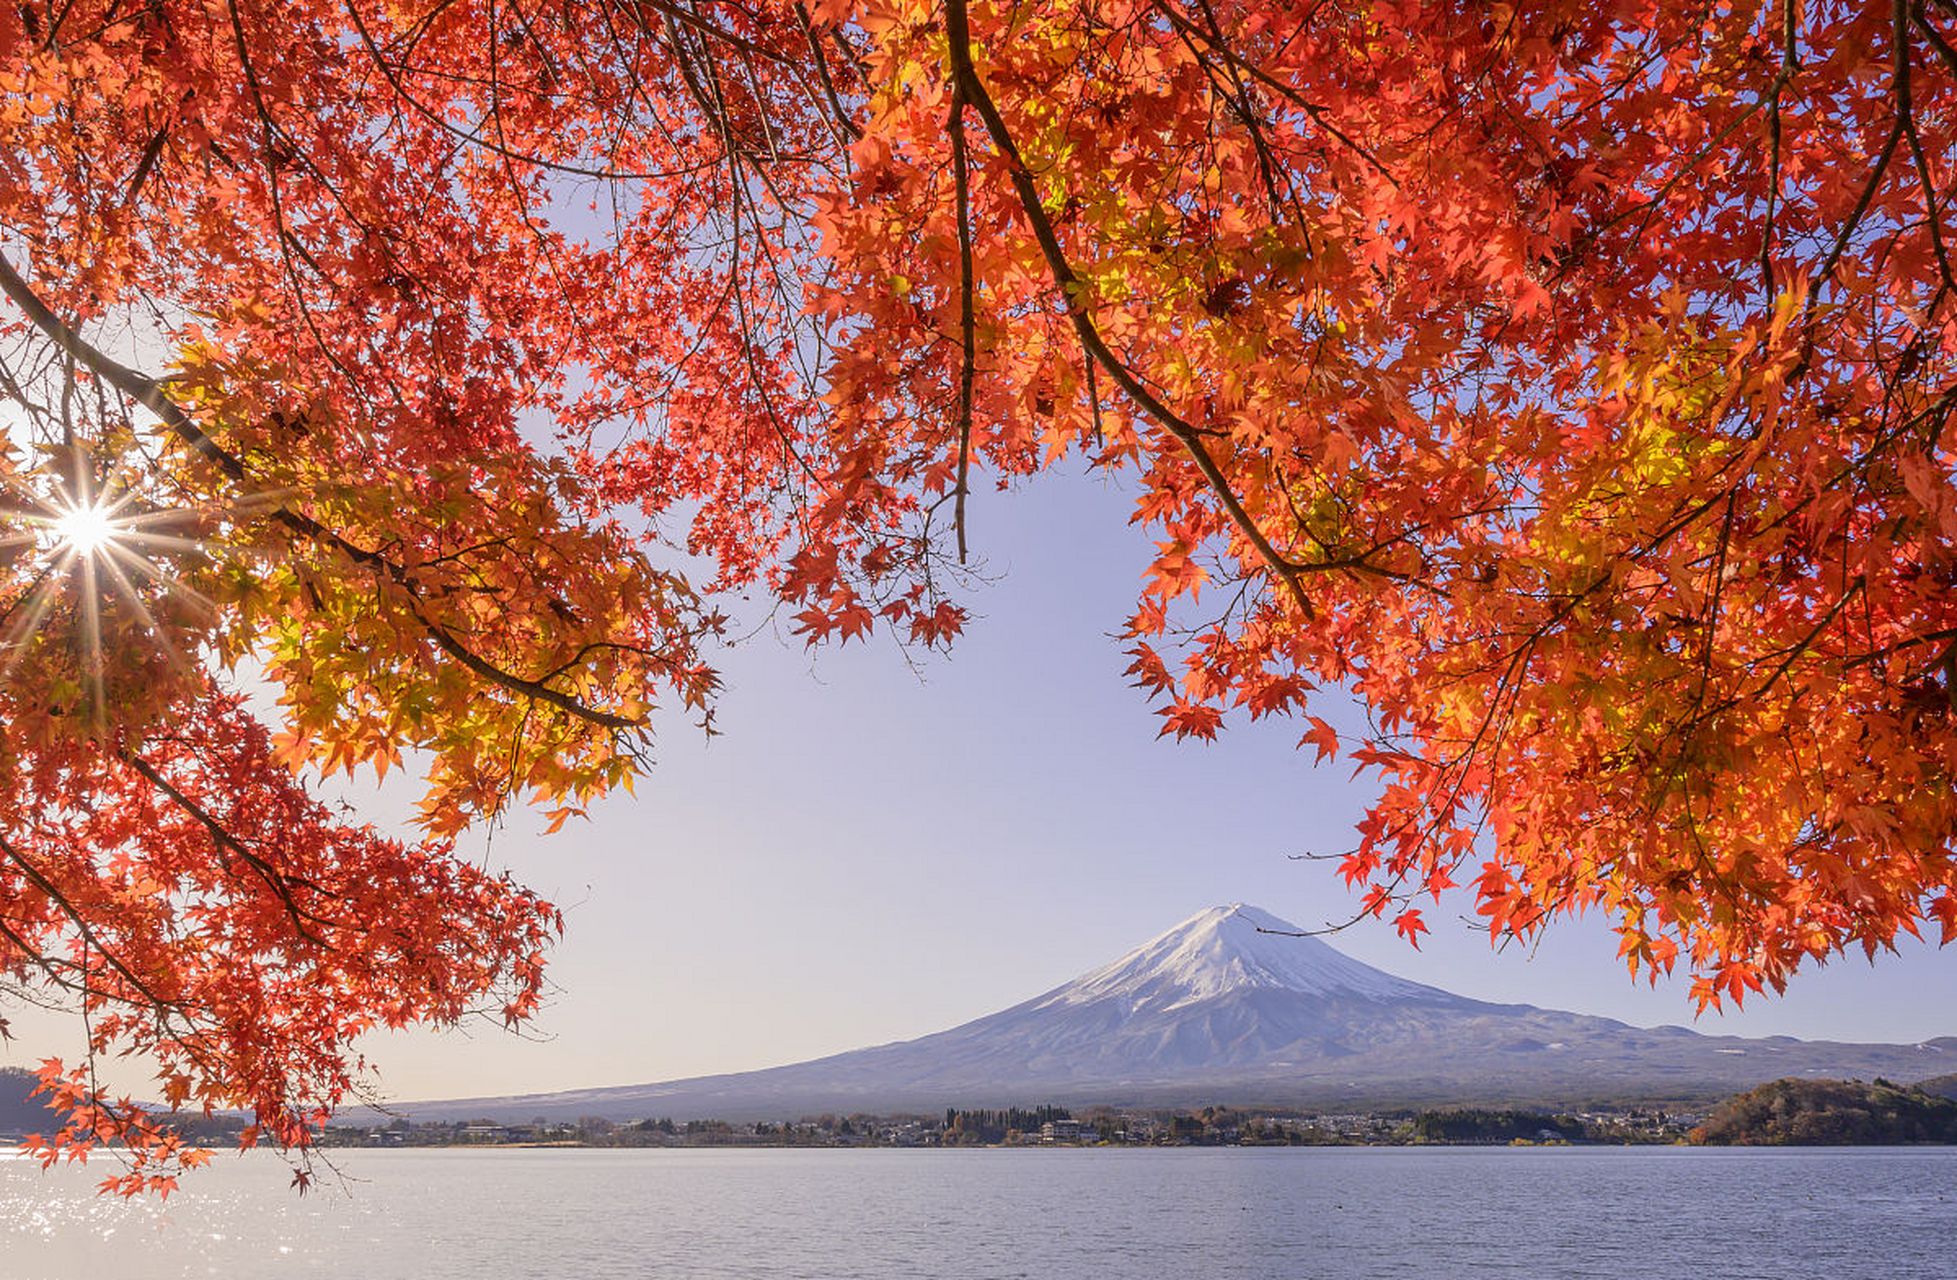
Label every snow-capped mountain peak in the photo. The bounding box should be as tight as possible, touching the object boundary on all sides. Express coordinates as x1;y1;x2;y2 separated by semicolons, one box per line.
1033;903;1449;1012
385;901;1957;1122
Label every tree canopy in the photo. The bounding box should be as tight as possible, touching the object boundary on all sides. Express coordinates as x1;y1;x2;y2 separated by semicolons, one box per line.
2;0;1955;1190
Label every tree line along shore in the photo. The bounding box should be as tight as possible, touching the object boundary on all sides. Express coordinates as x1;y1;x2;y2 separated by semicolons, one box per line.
317;1075;1957;1149
7;1070;1956;1151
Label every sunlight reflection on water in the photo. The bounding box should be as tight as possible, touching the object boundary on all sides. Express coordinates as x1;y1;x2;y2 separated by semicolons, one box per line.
2;1145;1953;1279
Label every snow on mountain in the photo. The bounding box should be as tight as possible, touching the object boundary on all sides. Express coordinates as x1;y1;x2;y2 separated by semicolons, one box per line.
382;904;1957;1122
1036;903;1456;1010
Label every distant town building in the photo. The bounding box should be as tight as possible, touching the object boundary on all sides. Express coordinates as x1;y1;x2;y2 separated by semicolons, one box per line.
1040;1119;1082;1143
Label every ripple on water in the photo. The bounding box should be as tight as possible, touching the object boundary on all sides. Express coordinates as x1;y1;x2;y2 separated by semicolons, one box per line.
2;1146;1955;1279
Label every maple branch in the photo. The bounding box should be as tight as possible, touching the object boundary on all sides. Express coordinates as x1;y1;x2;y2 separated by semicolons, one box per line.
942;0;1315;619
0;252;646;731
1895;0;1956;298
342;0;699;183
225;0;408;475
123;123;171;206
483;0;612;370
948;89;977;564
1683;494;1739;737
121;753;335;949
792;1;863;143
1842;623;1957;671
1605;57;1794;252
1165;0;1308;227
0;913;81;996
633;0;788;64
1915;8;1957;82
1147;0;1401;191
1805;117;1905;314
659;9;828;507
0;832;188;1024
1745;574;1867;704
1082;345;1105;447
1757;0;1798;297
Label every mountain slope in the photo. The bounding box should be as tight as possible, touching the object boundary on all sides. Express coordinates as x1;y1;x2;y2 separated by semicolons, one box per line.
386;905;1956;1121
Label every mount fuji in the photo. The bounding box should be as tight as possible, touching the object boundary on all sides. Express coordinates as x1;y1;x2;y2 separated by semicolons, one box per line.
389;904;1956;1120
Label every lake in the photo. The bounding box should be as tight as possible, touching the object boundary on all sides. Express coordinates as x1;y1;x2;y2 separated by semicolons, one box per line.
4;1146;1953;1278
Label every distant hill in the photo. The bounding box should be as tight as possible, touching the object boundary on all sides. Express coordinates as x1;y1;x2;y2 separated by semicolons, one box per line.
0;1066;50;1133
369;904;1957;1123
1692;1078;1957;1145
1917;1072;1957;1101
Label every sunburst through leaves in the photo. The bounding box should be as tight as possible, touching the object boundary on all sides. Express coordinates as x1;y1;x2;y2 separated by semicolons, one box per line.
0;452;221;738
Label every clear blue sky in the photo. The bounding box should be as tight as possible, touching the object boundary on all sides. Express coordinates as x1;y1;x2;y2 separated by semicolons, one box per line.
8;464;1956;1101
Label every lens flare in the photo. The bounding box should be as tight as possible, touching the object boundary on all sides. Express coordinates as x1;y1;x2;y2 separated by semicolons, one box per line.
0;457;236;734
50;503;120;558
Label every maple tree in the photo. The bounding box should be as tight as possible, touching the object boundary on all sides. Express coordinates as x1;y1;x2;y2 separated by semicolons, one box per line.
3;0;1956;1190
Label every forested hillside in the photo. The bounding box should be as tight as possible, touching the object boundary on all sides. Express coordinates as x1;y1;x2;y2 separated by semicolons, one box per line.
1692;1079;1957;1145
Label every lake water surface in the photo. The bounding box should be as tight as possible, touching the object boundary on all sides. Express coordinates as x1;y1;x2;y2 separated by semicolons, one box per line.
3;1145;1952;1278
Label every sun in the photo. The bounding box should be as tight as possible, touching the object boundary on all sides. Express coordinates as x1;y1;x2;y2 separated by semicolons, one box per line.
49;502;122;558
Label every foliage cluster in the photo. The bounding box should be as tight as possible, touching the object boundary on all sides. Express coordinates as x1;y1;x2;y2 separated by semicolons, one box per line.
1405;1109;1585;1144
942;1104;1073;1144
